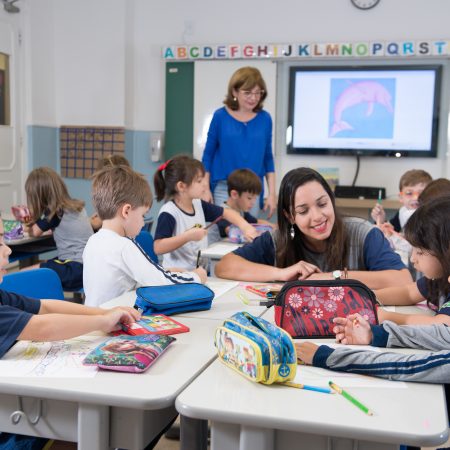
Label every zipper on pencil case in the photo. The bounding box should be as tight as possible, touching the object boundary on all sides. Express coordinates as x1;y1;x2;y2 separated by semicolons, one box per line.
276;279;376;300
275;279;378;330
138;295;210;308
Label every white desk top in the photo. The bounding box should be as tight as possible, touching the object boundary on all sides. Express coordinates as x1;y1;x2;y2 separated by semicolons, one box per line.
177;282;268;320
176;358;449;447
5;232;54;246
201;241;242;259
0;314;220;410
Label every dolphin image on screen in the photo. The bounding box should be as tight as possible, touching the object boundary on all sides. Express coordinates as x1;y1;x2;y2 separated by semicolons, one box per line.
330;80;394;137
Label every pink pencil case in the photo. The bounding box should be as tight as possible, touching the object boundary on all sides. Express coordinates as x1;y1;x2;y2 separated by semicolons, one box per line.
83;334;175;373
11;205;30;222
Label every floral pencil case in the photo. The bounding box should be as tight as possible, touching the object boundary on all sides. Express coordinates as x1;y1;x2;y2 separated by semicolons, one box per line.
83;334;175;373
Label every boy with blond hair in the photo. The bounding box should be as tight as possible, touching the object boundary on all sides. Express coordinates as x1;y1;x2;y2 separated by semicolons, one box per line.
371;169;432;233
83;166;206;307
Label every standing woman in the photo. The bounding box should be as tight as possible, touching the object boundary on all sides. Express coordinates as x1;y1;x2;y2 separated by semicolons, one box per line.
202;67;276;218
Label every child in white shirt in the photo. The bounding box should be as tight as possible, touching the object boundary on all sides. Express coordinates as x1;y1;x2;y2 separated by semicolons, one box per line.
153;155;258;270
83;166;206;307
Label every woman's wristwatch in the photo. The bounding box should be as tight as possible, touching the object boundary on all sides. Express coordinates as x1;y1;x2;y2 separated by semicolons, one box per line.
332;268;348;280
332;270;342;280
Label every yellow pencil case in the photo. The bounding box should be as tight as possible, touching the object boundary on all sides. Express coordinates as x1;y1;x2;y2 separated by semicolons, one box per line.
215;311;297;384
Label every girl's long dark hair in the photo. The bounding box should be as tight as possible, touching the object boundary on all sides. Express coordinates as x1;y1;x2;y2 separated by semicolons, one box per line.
275;168;347;270
153;155;205;202
404;195;450;309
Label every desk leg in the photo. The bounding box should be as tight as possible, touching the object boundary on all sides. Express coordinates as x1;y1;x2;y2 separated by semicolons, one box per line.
210;423;274;450
180;415;208;450
240;425;274;450
78;403;109;450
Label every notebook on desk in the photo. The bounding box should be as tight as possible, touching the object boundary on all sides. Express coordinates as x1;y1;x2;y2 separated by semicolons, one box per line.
114;314;190;336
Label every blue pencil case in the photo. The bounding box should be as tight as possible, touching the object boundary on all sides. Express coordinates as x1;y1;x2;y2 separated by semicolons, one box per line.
134;283;215;316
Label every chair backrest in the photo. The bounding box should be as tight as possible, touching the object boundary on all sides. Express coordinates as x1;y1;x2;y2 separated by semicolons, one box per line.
1;268;65;300
135;231;158;263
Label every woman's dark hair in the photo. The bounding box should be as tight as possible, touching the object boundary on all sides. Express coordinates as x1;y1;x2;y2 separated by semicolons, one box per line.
404;195;450;309
223;66;267;112
275;167;347;270
418;178;450;206
153;155;205;202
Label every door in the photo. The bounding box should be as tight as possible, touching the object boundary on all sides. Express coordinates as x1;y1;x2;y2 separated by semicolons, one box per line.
0;19;23;214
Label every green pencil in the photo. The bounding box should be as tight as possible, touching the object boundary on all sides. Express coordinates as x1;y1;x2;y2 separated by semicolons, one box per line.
377;189;383;204
329;381;373;416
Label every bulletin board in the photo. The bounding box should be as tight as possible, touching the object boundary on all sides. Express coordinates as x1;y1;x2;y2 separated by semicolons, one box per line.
60;126;125;179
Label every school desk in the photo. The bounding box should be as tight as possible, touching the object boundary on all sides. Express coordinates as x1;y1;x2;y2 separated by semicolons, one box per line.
0;313;221;450
6;233;57;268
175;302;445;450
176;355;449;450
201;240;242;276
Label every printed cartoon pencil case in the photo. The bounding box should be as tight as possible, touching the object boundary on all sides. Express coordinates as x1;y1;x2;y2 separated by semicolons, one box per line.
134;283;215;316
215;311;297;385
83;334;175;373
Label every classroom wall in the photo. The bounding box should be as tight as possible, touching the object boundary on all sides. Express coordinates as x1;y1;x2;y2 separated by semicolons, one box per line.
23;0;450;210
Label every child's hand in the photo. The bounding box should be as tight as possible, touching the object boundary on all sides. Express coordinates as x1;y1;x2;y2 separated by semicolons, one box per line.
242;225;258;242
193;267;207;283
379;222;395;237
332;313;372;345
186;226;209;242
263;194;277;219
277;260;321;281
90;213;102;231
101;308;140;333
371;203;386;225
109;306;141;321
295;342;319;365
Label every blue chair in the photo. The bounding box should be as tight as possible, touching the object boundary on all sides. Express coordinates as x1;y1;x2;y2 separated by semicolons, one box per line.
0;268;65;300
135;230;158;263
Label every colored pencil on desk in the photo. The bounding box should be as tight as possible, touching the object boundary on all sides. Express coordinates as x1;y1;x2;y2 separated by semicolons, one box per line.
283;381;333;394
329;381;373;415
236;292;250;305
